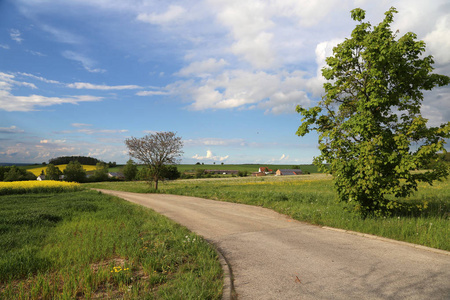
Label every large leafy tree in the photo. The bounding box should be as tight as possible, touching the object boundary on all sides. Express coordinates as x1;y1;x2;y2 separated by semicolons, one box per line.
63;161;86;183
125;131;183;190
45;164;62;180
296;7;450;216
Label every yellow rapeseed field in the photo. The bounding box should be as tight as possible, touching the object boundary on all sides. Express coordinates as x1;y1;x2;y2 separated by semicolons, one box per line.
28;164;97;176
0;180;81;195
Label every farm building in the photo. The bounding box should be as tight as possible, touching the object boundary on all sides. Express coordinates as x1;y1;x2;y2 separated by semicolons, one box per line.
259;167;273;174
276;169;303;176
252;172;266;177
108;172;125;179
37;174;45;181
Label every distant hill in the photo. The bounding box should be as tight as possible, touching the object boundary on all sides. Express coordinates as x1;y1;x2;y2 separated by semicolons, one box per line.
49;156;103;165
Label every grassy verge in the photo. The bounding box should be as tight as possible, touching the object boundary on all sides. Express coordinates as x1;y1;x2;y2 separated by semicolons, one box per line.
0;190;223;299
87;174;450;251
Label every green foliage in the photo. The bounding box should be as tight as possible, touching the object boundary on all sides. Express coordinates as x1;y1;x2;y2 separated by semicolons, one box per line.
296;7;450;217
1;166;36;181
123;159;138;181
93;162;109;181
195;168;206;178
63;161;86;183
163;165;181;180
237;170;248;177
136;165;181;185
49;156;103;166
45;164;62;180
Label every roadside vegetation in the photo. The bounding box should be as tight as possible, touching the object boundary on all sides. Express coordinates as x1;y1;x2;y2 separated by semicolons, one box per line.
0;186;223;299
87;174;450;251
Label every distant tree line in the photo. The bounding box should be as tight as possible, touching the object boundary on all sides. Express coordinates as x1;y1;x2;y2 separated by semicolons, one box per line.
49;156;102;165
0;166;36;181
47;156;117;167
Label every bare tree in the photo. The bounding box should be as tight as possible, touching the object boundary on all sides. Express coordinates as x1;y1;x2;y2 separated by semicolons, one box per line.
125;131;183;190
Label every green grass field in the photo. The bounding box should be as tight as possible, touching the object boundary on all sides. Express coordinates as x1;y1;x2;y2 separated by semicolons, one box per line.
0;189;223;299
87;174;450;251
76;164;320;175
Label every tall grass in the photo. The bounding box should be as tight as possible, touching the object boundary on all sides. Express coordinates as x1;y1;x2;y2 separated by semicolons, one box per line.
0;190;223;299
87;174;450;251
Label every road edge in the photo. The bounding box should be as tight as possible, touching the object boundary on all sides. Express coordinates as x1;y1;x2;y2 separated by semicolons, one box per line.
322;226;450;256
209;242;237;300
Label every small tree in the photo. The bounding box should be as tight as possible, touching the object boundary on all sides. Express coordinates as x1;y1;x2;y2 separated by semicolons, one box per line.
123;159;138;181
296;7;450;217
63;161;86;182
93;162;109;181
162;165;181;180
125;131;183;190
45;164;62;180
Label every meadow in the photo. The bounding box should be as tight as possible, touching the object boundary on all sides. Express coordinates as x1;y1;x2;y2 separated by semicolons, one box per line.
94;164;320;175
87;174;450;251
0;183;223;299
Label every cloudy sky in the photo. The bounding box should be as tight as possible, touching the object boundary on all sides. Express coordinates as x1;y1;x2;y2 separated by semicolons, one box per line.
1;0;449;164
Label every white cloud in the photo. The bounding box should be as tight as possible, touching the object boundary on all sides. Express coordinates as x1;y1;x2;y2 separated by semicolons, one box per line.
215;0;275;69
137;5;186;25
0;44;10;49
176;58;228;77
67;82;142;90
169;69;312;113
273;0;340;27
0;93;102;112
424;16;450;65
267;153;291;163
71;123;92;128
192;150;229;161
0;126;25;134
76;128;128;135
18;72;61;84
184;138;246;147
0;72;103;112
26;50;46;56
41;24;84;44
39;139;66;144
0;72;37;90
62;51;106;73
10;29;23;43
136;90;169;96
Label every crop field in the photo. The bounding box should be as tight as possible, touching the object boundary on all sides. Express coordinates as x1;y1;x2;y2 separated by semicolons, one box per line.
87;174;450;251
0;180;82;195
27;164;97;176
0;187;222;299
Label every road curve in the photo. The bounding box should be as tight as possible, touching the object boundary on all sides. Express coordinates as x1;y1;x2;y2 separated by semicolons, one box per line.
95;189;450;300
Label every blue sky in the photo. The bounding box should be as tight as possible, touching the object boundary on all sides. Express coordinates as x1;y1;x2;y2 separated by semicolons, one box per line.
1;0;449;164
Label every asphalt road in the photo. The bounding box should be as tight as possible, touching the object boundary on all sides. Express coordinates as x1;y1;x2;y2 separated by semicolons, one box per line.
96;189;450;300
